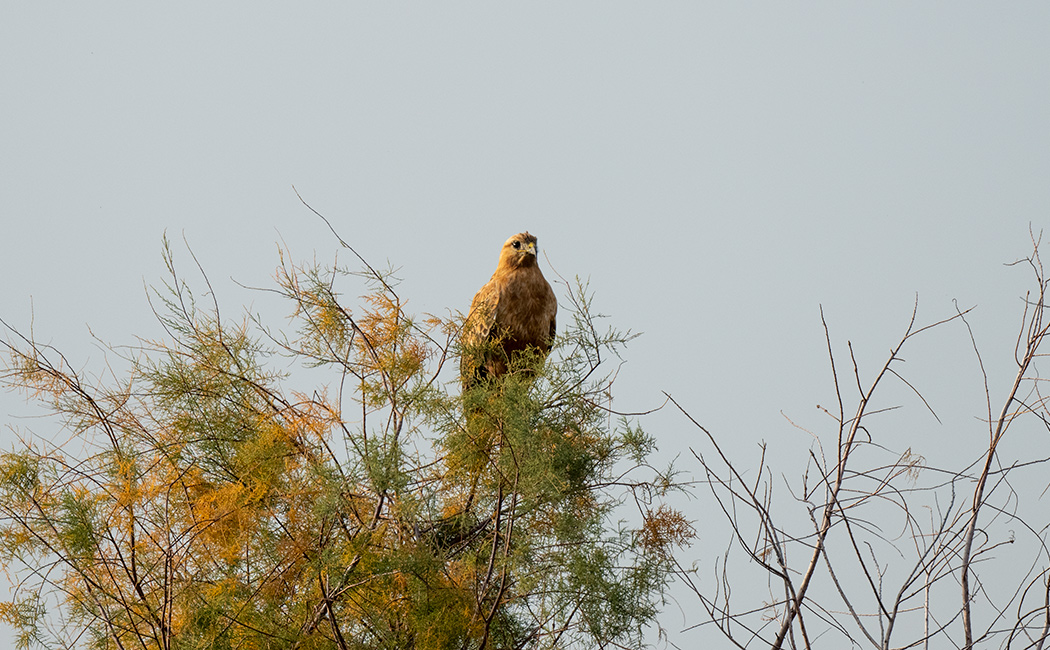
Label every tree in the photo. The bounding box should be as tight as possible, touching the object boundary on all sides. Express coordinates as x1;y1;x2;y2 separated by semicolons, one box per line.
0;225;689;649
674;232;1050;649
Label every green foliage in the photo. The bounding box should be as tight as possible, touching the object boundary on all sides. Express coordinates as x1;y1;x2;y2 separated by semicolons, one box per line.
0;239;688;649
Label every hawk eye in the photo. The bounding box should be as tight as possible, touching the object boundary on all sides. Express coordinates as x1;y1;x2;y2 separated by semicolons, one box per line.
512;241;521;249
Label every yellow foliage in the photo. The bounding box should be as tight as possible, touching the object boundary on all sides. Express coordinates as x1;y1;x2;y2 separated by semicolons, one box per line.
639;504;695;558
356;291;429;386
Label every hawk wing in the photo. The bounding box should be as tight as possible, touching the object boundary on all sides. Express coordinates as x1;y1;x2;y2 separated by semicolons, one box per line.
548;290;557;344
461;278;501;385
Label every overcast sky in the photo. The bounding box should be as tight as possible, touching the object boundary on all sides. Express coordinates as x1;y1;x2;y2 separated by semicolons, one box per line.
2;4;1049;645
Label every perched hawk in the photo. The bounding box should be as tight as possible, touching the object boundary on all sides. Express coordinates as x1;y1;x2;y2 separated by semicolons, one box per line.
461;232;558;389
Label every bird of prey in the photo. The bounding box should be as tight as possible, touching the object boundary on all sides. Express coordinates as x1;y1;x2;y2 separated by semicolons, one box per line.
461;232;557;389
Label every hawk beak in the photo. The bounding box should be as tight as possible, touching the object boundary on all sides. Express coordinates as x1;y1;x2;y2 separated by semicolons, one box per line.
525;242;537;256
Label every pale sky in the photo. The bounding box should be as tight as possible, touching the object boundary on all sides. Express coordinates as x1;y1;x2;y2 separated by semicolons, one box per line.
2;4;1049;646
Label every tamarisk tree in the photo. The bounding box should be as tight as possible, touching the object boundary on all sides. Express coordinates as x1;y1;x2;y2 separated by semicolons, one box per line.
0;234;689;650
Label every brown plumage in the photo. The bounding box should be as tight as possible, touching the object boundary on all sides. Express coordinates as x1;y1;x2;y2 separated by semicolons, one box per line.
461;232;557;389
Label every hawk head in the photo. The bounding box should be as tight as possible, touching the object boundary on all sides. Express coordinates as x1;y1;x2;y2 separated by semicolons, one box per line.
499;232;539;269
